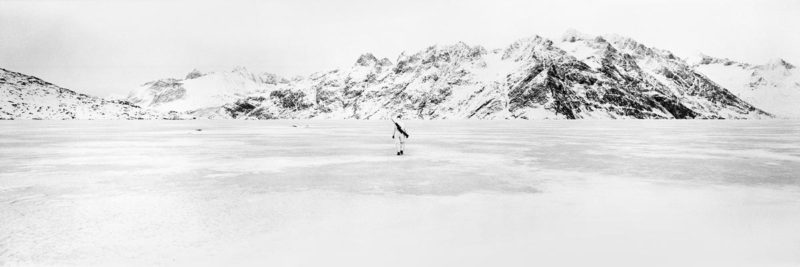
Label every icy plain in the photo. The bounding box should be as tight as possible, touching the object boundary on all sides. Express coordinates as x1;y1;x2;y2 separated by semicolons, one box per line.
1;120;799;266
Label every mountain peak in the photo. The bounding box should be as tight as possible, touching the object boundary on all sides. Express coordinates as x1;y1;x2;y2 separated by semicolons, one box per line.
762;58;795;70
258;72;289;84
690;53;721;65
378;57;393;66
431;41;485;55
231;66;250;74
687;53;752;68
516;35;554;47
561;29;594;42
356;53;379;66
185;69;205;80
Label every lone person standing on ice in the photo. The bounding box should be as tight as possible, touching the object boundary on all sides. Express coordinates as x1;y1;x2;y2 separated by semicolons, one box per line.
392;115;410;156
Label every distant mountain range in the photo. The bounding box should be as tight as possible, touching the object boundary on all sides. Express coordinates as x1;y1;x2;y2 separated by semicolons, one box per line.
2;30;797;120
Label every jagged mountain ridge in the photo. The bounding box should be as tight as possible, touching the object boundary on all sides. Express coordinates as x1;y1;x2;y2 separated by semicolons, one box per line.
181;30;771;120
0;68;162;120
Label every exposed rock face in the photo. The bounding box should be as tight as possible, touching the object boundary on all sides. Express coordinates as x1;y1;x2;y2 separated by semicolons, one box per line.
355;53;379;67
185;69;206;80
0;68;161;120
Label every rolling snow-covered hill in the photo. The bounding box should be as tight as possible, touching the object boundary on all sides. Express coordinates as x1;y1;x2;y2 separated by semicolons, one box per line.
691;55;800;118
0;68;162;120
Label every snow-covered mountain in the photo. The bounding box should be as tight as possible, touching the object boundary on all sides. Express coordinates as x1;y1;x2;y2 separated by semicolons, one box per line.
127;67;290;112
4;30;794;120
0;68;162;120
189;30;770;120
691;55;800;118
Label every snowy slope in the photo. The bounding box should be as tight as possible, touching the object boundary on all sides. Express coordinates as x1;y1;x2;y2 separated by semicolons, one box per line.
691;55;800;118
0;68;161;120
127;67;290;112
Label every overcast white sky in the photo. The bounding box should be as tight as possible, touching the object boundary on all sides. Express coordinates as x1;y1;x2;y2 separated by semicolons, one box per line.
1;0;798;97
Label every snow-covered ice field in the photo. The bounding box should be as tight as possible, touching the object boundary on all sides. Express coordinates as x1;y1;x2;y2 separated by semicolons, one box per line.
1;120;799;266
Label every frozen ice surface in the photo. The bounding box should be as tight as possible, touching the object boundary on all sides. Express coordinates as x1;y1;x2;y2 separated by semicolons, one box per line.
1;120;799;266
